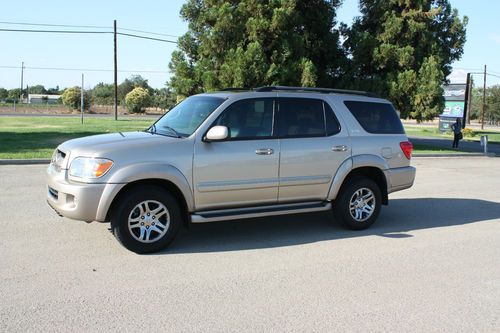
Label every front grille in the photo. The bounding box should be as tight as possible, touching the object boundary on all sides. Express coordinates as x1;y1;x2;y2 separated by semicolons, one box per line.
48;186;59;200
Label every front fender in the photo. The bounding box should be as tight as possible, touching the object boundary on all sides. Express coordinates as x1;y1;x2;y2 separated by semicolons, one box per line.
95;163;194;221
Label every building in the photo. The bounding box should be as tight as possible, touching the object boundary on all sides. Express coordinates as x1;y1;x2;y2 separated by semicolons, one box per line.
28;94;62;104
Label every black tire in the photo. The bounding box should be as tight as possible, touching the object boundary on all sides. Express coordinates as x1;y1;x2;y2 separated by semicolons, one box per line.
111;186;182;254
334;177;382;230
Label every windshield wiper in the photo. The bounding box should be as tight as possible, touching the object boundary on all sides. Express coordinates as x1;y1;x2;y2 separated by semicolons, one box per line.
161;126;182;138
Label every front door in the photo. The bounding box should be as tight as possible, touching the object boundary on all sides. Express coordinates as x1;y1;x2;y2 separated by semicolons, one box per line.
193;98;279;211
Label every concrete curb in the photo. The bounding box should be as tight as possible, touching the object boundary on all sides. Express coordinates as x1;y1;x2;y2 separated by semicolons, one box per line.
413;153;497;158
0;159;50;165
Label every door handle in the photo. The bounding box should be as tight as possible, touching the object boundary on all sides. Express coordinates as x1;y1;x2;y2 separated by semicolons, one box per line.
255;148;274;155
332;145;349;152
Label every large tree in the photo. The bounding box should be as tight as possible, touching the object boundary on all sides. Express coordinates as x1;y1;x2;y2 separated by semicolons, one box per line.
168;0;344;98
342;0;467;120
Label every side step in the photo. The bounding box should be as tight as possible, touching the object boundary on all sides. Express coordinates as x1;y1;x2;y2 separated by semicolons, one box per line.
191;201;331;223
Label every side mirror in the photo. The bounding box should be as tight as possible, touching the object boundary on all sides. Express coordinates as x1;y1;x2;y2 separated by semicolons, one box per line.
205;126;229;142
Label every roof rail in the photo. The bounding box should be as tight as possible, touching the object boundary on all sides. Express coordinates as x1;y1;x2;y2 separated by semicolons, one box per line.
219;87;251;92
254;86;379;98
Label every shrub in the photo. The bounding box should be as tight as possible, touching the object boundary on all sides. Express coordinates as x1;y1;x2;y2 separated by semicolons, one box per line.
462;127;476;137
125;87;150;113
61;87;90;110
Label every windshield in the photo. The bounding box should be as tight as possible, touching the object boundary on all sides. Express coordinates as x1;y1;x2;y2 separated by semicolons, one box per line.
150;96;225;137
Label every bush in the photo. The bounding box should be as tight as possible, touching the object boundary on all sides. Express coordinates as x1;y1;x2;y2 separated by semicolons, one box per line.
61;87;90;110
462;127;476;137
125;87;150;113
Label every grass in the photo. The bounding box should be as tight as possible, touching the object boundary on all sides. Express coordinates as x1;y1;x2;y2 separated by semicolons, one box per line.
412;144;469;155
404;125;500;144
0;116;489;159
0;117;154;159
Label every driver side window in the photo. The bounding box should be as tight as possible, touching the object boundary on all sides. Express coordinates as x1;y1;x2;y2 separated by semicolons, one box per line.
215;98;275;139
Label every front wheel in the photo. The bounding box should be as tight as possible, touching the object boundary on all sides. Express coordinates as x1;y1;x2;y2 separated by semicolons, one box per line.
334;178;382;230
111;186;182;253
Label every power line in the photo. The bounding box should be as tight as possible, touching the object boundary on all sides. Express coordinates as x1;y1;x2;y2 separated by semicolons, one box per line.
0;20;110;29
116;32;177;44
0;28;177;43
0;28;111;34
0;65;168;74
0;20;180;38
118;27;179;38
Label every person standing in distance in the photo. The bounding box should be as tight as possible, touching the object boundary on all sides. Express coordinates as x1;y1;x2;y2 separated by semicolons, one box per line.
451;118;462;149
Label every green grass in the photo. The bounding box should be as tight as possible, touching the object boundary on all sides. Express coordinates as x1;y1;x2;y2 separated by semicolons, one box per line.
0;117;489;159
412;144;469;155
404;125;500;143
0;117;154;159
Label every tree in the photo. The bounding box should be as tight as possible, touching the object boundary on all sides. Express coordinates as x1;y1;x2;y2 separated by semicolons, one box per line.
27;85;46;94
91;82;114;105
61;87;90;110
7;88;21;100
0;88;7;100
471;85;500;125
342;0;467;120
168;0;344;98
125;87;151;113
118;75;152;104
151;88;176;111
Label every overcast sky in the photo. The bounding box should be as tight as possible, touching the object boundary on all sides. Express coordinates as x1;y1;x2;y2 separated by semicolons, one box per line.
0;0;498;90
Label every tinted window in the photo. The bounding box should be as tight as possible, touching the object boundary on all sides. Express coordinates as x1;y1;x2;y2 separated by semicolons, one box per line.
344;101;404;134
214;98;274;139
325;102;341;136
279;98;325;137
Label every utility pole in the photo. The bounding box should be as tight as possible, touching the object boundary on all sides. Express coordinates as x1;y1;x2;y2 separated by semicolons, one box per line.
81;73;84;124
113;19;118;121
481;65;486;130
20;61;24;101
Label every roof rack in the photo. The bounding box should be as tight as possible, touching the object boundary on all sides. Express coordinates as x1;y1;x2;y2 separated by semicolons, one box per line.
219;87;251;92
254;86;379;98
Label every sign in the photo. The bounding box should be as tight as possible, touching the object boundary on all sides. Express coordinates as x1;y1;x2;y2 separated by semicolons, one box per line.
439;83;467;132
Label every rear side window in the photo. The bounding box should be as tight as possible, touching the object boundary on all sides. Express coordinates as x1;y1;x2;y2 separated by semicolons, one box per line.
278;98;340;138
344;101;404;134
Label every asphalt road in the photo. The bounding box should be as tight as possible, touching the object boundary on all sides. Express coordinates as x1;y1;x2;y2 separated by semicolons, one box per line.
409;135;500;155
1;157;499;332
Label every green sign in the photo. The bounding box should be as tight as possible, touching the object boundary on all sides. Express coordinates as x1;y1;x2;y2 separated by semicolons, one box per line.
442;101;464;118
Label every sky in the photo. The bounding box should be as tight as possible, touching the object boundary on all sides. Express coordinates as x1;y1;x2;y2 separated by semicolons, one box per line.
0;0;499;90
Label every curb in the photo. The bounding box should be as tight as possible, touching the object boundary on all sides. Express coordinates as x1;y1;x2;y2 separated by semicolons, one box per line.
0;159;50;165
413;153;497;158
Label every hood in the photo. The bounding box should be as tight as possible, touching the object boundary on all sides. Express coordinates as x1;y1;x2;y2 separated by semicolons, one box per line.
58;131;181;167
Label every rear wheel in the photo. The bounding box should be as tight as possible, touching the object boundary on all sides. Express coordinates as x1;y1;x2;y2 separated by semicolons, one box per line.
334;178;381;230
111;186;181;253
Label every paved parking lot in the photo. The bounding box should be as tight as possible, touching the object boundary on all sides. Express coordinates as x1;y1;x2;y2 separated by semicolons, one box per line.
1;157;499;332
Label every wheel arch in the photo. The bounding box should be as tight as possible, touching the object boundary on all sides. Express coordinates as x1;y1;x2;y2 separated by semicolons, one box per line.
104;178;191;228
95;163;194;226
328;155;389;205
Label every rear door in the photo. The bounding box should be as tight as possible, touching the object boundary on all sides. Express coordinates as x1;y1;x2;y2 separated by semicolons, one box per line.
277;97;351;202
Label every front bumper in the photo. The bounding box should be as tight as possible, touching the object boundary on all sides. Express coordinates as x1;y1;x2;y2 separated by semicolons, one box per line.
385;166;416;194
46;166;106;222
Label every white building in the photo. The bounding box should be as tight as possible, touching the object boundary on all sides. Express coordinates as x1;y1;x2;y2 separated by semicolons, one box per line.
28;94;62;104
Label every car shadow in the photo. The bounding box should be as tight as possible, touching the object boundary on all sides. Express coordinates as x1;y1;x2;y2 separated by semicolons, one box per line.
157;198;500;254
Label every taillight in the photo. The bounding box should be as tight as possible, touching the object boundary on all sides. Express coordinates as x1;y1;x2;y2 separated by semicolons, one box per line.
400;141;413;159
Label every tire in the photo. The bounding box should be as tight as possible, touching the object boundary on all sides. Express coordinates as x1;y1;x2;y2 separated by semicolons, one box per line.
334;177;382;230
111;185;182;254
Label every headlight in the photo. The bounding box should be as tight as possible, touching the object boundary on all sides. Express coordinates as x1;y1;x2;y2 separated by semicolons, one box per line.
69;157;114;179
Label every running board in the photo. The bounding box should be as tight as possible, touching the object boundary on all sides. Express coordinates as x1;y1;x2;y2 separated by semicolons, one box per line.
191;201;331;223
